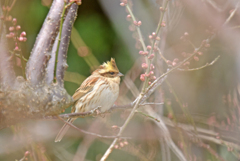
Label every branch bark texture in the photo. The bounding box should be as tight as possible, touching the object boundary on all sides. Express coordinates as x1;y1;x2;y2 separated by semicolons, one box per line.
26;0;66;86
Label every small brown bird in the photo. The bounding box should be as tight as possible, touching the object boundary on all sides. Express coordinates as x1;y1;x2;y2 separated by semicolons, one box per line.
55;58;123;142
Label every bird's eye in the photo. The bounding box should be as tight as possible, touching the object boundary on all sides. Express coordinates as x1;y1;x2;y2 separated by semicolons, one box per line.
109;72;115;75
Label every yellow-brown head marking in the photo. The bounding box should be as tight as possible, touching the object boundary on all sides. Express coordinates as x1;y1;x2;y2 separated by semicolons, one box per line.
94;58;123;77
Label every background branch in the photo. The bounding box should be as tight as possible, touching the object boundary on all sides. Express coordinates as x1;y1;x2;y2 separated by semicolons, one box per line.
26;0;67;86
56;3;78;86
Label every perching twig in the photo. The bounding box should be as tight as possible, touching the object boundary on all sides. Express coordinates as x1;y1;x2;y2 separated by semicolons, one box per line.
57;116;131;139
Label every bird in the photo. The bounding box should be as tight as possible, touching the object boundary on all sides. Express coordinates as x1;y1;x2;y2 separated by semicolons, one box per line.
55;58;123;142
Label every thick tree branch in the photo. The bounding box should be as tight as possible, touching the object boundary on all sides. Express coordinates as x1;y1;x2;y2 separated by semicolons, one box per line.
56;3;78;86
46;34;59;84
26;0;67;86
0;0;76;130
46;3;78;85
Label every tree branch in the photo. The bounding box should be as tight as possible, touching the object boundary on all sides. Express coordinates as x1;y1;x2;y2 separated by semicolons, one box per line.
56;3;78;86
26;0;67;86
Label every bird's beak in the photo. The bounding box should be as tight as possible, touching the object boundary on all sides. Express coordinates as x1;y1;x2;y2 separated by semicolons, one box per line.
118;72;124;77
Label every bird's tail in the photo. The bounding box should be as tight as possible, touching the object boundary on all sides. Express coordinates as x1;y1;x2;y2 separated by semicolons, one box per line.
55;118;75;142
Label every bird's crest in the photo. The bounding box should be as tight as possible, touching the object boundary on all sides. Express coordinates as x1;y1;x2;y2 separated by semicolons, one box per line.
101;58;119;72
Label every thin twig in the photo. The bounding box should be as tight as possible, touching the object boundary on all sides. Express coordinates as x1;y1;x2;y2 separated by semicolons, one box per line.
136;110;160;122
178;55;220;71
145;107;187;161
142;0;169;91
224;2;240;25
100;95;143;161
140;102;164;106
125;5;147;52
157;47;168;63
57;116;131;139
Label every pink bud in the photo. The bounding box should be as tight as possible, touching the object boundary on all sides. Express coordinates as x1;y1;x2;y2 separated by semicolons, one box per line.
16;25;21;30
111;125;119;129
166;60;172;65
184;32;189;36
143;51;149;56
148;54;154;59
114;145;119;149
18;36;24;41
151;76;156;80
140;74;145;81
9;26;14;31
23;37;27;42
20;31;26;37
139;51;144;55
137;21;142;26
149;71;154;75
172;62;177;66
14;46;19;51
147;45;151;50
150;64;155;70
197;51;203;56
155;36;160;41
141;63;148;69
148;81;152;85
127;14;131;18
161;22;166;27
152;32;156;36
149;35;153;39
194;56;199;61
120;2;125;6
133;21;138;26
159;7;164;11
124;141;128;145
12;18;17;25
145;73;150;77
24;151;30;157
120;142;124;147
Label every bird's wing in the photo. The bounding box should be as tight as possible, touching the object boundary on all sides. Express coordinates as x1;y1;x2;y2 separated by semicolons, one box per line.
72;76;99;102
71;76;99;113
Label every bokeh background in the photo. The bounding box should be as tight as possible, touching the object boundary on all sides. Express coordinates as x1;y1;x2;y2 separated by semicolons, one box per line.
0;0;240;160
